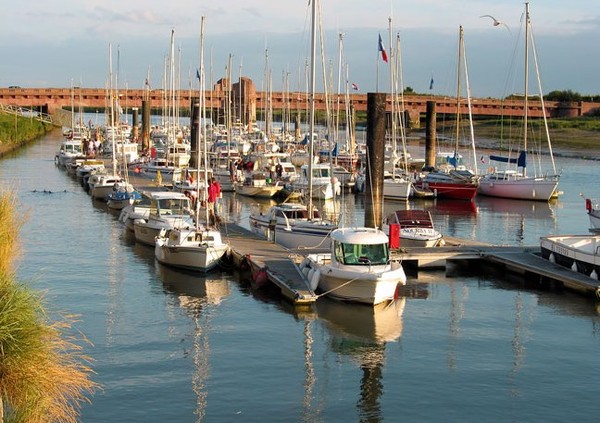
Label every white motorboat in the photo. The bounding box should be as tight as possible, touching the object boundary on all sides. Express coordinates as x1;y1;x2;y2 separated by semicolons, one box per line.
383;209;444;248
75;159;105;181
119;192;153;232
90;174;123;201
107;182;141;210
154;226;229;273
584;197;600;232
249;202;336;250
133;191;194;246
235;172;284;198
292;163;341;200
55;138;84;168
540;234;600;280
300;227;407;305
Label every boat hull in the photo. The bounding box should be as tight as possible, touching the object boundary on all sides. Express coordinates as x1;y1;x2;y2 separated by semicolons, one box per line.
133;217;194;246
417;181;478;200
478;177;558;201
236;185;283;198
540;234;600;279
155;240;228;272
304;255;406;305
249;216;334;250
383;179;412;200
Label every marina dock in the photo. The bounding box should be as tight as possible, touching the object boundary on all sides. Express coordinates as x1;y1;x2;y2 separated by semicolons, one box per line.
123;168;600;303
392;238;600;298
222;224;319;304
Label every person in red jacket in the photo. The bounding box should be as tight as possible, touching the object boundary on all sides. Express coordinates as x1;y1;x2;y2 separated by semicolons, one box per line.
207;177;221;220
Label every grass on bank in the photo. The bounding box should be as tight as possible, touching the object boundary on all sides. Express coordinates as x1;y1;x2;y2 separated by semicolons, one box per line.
0;113;53;154
0;188;98;422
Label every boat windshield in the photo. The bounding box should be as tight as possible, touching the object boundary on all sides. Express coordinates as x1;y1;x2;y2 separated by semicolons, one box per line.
154;198;191;216
335;241;389;265
312;168;331;178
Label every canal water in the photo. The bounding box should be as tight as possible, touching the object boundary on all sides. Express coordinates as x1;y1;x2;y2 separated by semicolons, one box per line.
2;127;600;422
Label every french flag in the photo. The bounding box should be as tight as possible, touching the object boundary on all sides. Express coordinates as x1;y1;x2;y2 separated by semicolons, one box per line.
378;34;388;63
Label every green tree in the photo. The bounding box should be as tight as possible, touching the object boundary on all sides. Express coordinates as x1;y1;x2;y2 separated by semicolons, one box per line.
546;89;582;102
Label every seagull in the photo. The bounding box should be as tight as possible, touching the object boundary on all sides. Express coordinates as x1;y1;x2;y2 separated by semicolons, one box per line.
480;14;512;34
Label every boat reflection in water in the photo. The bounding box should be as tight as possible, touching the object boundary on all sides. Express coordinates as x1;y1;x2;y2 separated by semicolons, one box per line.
156;262;231;305
155;263;231;421
476;195;555;219
316;297;406;421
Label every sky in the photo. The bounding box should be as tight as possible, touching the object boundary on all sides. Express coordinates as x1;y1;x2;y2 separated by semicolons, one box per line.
1;0;599;98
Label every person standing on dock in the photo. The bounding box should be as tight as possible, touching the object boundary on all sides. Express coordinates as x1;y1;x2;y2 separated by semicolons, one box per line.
207;177;222;221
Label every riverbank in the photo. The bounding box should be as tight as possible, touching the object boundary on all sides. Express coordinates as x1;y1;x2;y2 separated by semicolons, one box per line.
412;119;600;160
0;113;54;157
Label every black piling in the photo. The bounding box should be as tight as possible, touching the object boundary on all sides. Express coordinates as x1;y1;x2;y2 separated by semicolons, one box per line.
141;100;150;151
190;98;200;169
364;92;387;229
424;100;436;169
131;107;139;142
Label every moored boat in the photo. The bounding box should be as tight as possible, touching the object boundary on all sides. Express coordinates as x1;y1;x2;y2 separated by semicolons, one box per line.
300;227;406;305
540;234;600;280
235;172;284;198
584;197;600;232
382;209;444;248
154;226;229;273
133;191;194;245
249;202;336;250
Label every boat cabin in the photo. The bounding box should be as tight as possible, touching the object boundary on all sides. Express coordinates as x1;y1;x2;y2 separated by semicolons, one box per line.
331;228;390;266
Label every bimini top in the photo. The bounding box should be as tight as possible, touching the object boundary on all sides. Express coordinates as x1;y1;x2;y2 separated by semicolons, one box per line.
148;191;189;200
330;227;389;245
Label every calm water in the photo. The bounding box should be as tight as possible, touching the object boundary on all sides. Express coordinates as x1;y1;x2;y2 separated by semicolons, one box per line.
2;128;600;422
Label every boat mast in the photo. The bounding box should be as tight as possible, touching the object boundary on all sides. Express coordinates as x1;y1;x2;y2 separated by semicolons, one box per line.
108;43;117;176
454;26;463;165
523;2;530;177
463;35;478;176
199;16;208;227
307;0;316;219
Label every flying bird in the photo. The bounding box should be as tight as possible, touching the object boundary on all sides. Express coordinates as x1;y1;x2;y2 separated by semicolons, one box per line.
480;14;512;34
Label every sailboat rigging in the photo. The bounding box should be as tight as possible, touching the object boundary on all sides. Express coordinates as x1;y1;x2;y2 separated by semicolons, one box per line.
478;2;560;201
154;17;229;272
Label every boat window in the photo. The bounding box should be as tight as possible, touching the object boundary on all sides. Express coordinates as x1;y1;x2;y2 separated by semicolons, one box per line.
334;242;345;263
340;242;388;265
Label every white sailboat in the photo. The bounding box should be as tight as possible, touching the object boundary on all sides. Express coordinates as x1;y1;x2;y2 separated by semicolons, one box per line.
478;3;560;201
154;17;229;273
382;23;412;201
91;43;124;201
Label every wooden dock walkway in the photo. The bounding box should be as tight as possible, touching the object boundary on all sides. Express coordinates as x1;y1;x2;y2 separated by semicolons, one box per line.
484;250;600;297
392;240;600;299
222;223;318;304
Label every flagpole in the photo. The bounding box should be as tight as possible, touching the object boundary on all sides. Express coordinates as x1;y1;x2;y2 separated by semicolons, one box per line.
376;46;380;93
